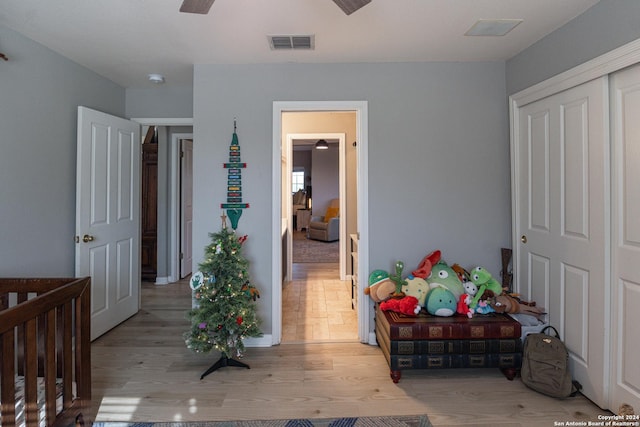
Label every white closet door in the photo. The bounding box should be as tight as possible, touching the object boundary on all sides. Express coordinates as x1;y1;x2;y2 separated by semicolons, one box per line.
516;77;608;408
610;64;640;413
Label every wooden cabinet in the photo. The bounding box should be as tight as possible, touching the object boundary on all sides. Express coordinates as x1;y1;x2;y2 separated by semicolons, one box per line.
296;209;311;231
141;143;157;281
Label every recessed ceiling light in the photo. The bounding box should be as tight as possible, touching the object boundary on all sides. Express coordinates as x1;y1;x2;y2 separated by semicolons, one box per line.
148;73;165;84
465;19;523;37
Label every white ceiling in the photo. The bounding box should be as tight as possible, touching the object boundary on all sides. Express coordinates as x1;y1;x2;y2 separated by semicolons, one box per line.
0;0;600;88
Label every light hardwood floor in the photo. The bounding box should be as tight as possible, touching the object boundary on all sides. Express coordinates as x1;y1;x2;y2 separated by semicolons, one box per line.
87;263;610;426
282;262;358;343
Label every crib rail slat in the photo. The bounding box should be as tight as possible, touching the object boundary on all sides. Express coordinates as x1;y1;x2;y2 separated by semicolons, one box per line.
75;285;91;402
0;277;91;427
45;309;57;425
62;301;74;411
1;330;17;426
24;318;38;426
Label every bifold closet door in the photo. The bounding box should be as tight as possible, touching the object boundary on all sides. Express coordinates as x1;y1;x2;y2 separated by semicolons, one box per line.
610;63;640;413
515;77;608;408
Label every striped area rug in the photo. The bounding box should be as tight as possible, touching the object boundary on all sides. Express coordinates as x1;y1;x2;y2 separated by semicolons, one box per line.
91;415;432;427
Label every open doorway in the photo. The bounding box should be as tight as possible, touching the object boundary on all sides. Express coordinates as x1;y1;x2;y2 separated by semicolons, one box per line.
285;132;347;282
271;102;371;346
133;119;194;286
283;131;352;343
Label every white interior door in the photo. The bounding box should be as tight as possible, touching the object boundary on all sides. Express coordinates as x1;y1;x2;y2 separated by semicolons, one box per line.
76;106;141;341
515;77;608;408
180;139;193;278
610;64;640;413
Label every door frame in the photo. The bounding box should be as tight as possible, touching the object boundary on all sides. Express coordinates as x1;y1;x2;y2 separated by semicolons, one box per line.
509;38;640;410
179;137;194;279
285;132;347;282
131;118;193;284
271;101;370;346
171;133;193;282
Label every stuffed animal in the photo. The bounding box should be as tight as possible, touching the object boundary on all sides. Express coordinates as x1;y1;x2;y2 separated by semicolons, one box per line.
457;293;473;318
379;295;421;316
424;285;457;316
451;263;470;283
426;261;465;300
489;294;546;320
469;266;505;308
462;280;478;297
411;250;441;278
401;275;430;306
364;270;396;302
474;299;495;315
388;261;407;297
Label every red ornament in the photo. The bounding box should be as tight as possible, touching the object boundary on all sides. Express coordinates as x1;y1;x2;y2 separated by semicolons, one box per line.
238;235;248;244
236;316;243;325
217;324;223;330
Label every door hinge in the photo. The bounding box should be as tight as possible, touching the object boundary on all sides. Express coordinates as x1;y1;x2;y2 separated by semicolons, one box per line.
180;252;184;259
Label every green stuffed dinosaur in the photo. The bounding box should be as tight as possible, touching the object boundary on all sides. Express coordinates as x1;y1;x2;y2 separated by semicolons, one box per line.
469;266;505;308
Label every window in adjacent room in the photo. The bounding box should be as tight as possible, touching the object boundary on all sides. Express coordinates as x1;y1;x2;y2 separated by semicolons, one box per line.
292;170;305;193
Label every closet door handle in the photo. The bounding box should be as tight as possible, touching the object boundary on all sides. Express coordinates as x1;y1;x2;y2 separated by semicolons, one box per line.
521;235;527;244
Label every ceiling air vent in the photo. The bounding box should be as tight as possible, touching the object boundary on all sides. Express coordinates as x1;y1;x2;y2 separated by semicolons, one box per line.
268;35;315;50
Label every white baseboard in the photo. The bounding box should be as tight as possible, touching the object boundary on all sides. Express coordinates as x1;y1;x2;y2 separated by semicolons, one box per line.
155;276;170;285
368;332;378;346
243;334;273;348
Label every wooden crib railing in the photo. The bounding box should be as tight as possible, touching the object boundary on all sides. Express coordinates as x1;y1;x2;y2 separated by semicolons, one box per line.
0;277;91;427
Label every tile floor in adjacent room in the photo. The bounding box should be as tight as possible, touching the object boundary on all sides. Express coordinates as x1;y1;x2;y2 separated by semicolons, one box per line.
281;262;358;343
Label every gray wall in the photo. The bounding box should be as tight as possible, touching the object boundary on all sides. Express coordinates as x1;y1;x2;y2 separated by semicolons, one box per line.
311;146;339;217
0;25;125;276
126;86;193;118
193;62;510;335
506;0;640;95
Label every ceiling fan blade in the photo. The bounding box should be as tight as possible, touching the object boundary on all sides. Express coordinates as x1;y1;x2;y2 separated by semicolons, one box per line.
332;0;371;15
180;0;215;14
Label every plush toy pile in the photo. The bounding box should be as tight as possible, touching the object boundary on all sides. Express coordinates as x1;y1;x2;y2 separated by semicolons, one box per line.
368;250;546;321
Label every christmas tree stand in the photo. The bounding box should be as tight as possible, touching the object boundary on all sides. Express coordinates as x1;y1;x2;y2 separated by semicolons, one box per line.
200;353;250;380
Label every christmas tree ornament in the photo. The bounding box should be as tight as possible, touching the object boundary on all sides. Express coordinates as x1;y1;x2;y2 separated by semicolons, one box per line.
190;271;204;290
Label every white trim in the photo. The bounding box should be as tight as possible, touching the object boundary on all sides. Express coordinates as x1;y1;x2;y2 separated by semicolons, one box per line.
243;335;273;348
511;38;640;108
272;101;369;346
154;276;170;285
169;133;193;283
131;118;193;126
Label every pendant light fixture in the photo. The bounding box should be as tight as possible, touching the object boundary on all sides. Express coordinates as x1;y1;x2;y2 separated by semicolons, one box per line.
315;139;329;150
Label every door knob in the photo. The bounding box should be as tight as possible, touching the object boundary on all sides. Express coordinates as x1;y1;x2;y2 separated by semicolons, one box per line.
82;234;95;243
521;235;527;244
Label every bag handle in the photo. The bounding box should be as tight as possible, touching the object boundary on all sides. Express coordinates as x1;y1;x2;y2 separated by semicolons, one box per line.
540;325;561;339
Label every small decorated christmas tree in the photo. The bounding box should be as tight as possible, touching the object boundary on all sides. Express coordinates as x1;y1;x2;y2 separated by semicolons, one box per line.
184;215;261;379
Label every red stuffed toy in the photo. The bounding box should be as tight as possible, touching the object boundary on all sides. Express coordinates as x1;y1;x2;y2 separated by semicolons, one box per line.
457;294;473;318
380;295;421;316
411;250;442;278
